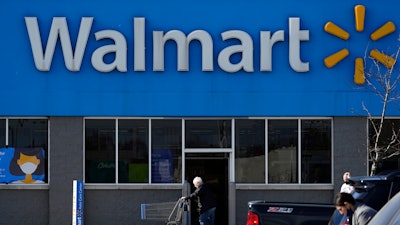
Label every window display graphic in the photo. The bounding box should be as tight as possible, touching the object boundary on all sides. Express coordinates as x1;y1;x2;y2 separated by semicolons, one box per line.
151;149;173;183
0;147;45;184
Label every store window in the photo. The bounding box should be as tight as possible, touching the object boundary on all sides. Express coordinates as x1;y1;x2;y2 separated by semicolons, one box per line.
85;119;116;183
151;119;182;183
84;118;332;185
118;119;149;183
185;120;231;148
301;120;332;183
85;119;151;184
369;119;400;173
268;120;298;183
267;119;332;184
1;119;48;184
85;119;181;184
235;119;265;183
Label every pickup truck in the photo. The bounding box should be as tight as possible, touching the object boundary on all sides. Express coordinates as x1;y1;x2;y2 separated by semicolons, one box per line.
246;170;400;225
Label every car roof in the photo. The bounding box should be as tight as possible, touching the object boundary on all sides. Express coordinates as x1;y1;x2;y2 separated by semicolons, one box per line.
369;191;400;225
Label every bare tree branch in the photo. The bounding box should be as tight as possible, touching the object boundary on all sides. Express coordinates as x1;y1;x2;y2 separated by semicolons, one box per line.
363;44;400;176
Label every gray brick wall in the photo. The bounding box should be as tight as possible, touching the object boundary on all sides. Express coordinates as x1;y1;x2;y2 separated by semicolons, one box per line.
333;117;369;194
0;190;48;225
49;117;84;225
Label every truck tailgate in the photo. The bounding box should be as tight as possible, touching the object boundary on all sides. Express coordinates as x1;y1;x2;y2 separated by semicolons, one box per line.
248;201;335;225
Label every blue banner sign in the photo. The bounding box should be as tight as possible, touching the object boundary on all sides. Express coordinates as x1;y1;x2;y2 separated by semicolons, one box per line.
0;0;399;116
0;147;45;184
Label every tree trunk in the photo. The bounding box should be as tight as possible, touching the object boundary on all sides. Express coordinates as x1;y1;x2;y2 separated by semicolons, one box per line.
370;161;377;176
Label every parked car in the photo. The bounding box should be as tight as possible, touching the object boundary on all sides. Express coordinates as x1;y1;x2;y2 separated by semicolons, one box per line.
247;170;400;225
368;191;400;225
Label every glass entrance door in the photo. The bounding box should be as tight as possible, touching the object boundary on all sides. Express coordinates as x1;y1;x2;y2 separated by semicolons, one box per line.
185;153;229;225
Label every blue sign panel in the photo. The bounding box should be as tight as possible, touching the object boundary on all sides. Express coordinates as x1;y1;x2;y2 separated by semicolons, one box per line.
0;147;45;184
0;0;399;116
151;149;173;183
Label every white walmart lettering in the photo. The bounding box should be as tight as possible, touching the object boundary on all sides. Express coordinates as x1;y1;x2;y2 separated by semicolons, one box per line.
24;17;310;73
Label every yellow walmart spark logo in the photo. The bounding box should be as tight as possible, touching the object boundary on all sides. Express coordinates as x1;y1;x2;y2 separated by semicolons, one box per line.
323;4;396;85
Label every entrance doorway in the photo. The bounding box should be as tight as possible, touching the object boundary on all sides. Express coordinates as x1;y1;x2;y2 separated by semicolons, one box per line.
185;153;229;225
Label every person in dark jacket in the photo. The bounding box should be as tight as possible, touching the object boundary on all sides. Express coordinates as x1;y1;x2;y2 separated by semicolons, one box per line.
181;176;217;225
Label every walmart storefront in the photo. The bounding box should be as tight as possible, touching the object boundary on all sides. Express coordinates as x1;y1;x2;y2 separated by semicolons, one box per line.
0;0;399;224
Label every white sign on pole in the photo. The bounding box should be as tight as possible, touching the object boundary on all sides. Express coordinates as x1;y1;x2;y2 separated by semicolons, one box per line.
72;180;84;225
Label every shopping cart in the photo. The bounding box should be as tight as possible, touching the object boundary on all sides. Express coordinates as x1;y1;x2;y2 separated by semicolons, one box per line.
141;198;189;225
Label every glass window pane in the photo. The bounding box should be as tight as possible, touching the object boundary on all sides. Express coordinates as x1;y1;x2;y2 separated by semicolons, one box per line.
151;119;182;183
369;119;400;173
85;119;115;183
185;120;231;148
301;120;332;183
235;119;265;183
8;119;48;149
268;120;298;183
0;119;5;147
8;119;48;183
118;119;149;183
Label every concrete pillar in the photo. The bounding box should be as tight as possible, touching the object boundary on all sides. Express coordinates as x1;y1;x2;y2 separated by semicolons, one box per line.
49;117;84;225
229;182;236;225
182;181;191;225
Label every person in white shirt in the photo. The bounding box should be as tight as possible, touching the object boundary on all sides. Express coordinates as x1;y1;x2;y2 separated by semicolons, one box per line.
340;171;354;194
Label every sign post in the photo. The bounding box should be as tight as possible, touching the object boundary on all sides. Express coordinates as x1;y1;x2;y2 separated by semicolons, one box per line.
72;180;84;225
